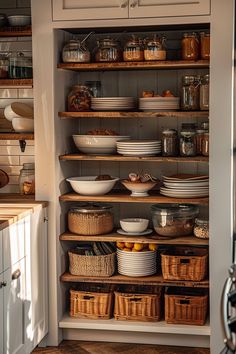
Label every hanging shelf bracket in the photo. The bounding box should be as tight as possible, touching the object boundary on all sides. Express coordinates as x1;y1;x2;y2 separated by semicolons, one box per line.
19;139;26;152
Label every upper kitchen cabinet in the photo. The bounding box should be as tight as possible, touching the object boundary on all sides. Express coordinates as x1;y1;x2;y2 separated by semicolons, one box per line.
52;0;210;21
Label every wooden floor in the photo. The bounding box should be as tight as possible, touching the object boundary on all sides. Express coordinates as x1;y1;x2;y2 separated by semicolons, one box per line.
32;340;210;354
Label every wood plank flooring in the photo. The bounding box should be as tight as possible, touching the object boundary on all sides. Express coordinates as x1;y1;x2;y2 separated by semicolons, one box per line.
32;340;210;354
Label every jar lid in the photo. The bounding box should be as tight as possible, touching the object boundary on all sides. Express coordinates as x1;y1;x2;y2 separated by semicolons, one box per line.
201;122;209;130
151;203;199;216
183;32;198;38
97;38;119;46
182;75;200;85
162;129;177;135
69;203;112;214
23;163;35;170
180;131;196;136
196;129;206;134
195;217;209;225
200;32;210;36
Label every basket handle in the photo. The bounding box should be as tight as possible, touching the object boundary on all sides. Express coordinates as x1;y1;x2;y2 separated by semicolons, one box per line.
180;259;190;264
179;299;190;305
83;295;95;300
130;298;142;302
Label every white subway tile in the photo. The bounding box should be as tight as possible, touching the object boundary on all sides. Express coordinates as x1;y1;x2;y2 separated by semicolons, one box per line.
0;165;21;175
0;184;19;193
0;156;19;165
20;155;34;164
0;89;18;99
18;88;33;99
0;145;34;155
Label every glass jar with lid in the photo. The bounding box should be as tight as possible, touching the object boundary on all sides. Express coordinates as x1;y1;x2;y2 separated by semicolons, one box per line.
84;81;101;97
181;75;200;110
68;85;93;111
193;217;209;239
200;74;209;110
62;39;91;63
202;132;209;156
68;203;114;235
181;32;199;60
9;52;32;79
95;38;122;62
19;163;35;195
196;129;206;155
200;32;210;60
144;35;166;61
161;129;178;157
123;36;144;62
179;130;197;156
0;54;9;78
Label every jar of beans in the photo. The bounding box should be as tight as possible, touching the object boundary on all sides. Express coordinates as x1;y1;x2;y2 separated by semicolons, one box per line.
194;217;209;239
161;129;178;156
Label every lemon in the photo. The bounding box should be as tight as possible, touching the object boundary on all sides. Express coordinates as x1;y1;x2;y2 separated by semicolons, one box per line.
148;243;158;251
116;242;125;249
125;242;134;249
133;243;144;251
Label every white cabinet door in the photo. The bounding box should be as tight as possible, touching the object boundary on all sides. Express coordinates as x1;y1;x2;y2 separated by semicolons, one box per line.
3;258;26;354
52;0;128;21
129;0;211;18
0;272;3;354
3;220;25;270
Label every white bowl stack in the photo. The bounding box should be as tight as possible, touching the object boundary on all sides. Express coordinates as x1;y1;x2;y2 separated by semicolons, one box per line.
4;102;34;132
117;249;157;277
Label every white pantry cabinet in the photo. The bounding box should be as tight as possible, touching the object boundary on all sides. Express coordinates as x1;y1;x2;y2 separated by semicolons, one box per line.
52;0;210;21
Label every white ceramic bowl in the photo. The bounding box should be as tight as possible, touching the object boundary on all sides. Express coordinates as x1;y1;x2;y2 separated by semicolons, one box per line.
120;218;149;233
66;176;119;195
72;135;130;155
4;102;33;122
12;117;34;132
121;180;157;197
7;15;31;26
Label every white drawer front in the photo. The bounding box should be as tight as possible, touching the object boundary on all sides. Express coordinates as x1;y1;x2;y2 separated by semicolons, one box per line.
3;220;25;270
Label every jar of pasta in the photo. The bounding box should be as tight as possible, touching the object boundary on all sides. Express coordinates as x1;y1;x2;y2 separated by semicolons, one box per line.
68;204;114;235
200;32;210;60
181;33;199;61
123;36;144;61
68;85;92;111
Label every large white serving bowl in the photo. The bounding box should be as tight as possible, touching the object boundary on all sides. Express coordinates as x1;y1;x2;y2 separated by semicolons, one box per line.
12;117;34;132
72;135;130;155
7;15;31;26
4;102;34;122
120;218;149;233
66;176;119;195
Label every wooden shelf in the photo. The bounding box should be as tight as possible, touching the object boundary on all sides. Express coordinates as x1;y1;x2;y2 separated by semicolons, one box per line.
57;60;209;72
59;111;209;119
61;272;209;288
59;154;209;163
0;26;31;37
60;231;209;246
59;192;209;205
0;133;34;140
0;79;33;87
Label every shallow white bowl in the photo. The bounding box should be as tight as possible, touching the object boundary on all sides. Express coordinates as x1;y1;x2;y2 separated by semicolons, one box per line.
12;117;34;132
66;176;119;195
4;102;33;122
73;135;130;155
8;15;31;26
120;218;149;233
121;180;157;197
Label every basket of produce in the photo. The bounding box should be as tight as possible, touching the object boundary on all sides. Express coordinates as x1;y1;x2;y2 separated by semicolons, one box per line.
161;247;208;281
70;283;114;319
68;242;116;277
165;288;208;325
114;285;162;322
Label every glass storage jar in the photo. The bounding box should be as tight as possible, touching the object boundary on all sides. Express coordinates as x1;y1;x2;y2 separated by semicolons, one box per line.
19;163;35;195
181;75;200;110
123;36;144;61
193;217;209;239
68;204;114;235
181;32;199;60
62;39;91;63
144;35;166;61
179;130;197;156
200;32;210;60
151;203;199;237
84;80;101;97
9;52;32;79
200;74;209;110
196;129;206;155
0;54;8;78
202;132;209;156
67;85;93;111
161;129;178;157
95;38;122;62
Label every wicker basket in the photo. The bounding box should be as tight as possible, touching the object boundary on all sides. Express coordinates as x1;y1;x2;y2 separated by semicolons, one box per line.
161;247;208;281
69;250;116;277
70;284;113;319
114;285;162;322
165;288;208;325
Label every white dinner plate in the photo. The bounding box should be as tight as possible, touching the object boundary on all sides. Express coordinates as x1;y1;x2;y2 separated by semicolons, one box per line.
117;228;153;236
118;270;157;277
163;182;209;189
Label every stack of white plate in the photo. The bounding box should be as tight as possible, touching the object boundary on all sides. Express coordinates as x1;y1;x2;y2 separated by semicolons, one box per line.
160;174;209;198
139;97;180;111
91;97;136;111
117;140;161;156
117;248;157;277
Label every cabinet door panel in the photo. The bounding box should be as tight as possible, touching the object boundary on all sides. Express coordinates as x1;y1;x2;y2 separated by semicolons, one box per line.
129;0;210;18
52;0;128;21
0;273;3;354
3;220;25;270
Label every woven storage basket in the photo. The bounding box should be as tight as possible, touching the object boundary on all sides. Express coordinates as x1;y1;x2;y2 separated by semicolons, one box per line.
165;288;208;325
69;250;116;277
114;285;162;322
161;247;208;281
70;284;113;319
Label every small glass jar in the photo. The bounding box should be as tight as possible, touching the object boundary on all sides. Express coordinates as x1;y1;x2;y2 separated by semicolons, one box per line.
200;32;210;60
68;204;114;235
196;129;206;155
200;74;209;110
9;52;32;79
123;36;144;61
62;39;91;63
0;55;9;78
19;163;35;195
193;217;209;239
84;81;101;97
181;32;199;60
202;132;209;156
95;38;122;62
179;130;197;156
161;129;178;156
181;75;200;110
67;85;93;111
144;35;166;61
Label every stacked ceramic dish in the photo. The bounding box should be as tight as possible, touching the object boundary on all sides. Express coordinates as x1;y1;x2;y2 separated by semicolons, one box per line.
91;97;136;111
117;140;161;156
4;102;34;132
160;174;209;198
117;249;157;277
139;97;180;111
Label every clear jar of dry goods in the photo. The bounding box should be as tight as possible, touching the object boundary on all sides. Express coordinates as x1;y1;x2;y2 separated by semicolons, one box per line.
181;33;199;61
181;75;200;111
123;36;144;61
68;204;114;235
19;163;35;195
200;74;209;110
196;129;206;155
194;218;209;239
161;129;178;157
179;130;196;157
